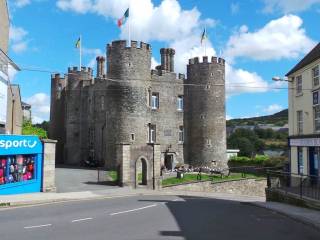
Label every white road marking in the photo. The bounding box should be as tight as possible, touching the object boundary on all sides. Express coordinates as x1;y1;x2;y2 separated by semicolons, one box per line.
71;217;93;223
24;224;52;229
110;204;157;216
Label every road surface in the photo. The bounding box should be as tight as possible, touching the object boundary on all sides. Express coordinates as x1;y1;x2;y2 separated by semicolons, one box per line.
0;195;318;240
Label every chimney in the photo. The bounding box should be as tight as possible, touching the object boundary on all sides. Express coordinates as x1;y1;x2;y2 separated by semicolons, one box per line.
169;48;175;72
96;56;106;77
160;48;168;71
160;48;175;72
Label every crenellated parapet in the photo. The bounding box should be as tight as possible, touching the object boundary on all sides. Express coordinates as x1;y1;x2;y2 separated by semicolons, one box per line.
188;56;225;66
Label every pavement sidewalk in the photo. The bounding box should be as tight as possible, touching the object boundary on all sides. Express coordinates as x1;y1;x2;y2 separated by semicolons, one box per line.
249;201;320;231
0;188;264;208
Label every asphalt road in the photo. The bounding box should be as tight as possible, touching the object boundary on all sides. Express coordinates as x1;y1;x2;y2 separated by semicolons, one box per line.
0;195;319;240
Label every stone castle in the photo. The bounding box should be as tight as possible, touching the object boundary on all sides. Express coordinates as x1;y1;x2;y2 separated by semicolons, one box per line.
49;40;227;188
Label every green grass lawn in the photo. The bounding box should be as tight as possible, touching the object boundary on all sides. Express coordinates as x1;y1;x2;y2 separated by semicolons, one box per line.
108;171;118;182
162;172;263;187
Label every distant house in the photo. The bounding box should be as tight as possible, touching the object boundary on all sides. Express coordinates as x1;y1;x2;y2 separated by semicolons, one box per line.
286;42;320;177
22;101;32;122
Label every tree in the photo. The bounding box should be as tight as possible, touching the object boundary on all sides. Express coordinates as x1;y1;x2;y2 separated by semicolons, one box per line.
22;121;48;139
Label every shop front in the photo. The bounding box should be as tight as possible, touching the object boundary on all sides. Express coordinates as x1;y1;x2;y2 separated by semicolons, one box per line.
0;135;43;195
290;136;320;177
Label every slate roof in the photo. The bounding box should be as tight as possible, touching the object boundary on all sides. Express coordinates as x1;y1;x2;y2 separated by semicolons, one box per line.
286;43;320;76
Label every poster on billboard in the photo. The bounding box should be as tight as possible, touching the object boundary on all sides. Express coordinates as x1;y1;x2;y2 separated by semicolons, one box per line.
0;75;8;125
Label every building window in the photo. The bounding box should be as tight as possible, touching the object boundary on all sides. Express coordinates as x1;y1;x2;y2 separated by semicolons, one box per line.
297;147;304;175
148;124;156;143
296;75;302;94
151;93;159;110
314;105;320;132
297;110;303;134
177;96;183;111
178;126;184;143
312;66;319;87
131;133;135;141
313;91;319;105
101;96;105;110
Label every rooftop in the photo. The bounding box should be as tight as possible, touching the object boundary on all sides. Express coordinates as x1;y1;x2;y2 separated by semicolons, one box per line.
286;42;320;76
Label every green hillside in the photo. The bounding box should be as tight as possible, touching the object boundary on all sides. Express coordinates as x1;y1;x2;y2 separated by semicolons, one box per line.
227;109;288;127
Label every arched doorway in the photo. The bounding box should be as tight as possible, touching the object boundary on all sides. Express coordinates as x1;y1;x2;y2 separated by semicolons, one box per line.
136;157;147;187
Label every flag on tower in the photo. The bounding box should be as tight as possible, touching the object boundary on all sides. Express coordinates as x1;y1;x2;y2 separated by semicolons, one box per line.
75;37;81;48
201;28;207;45
117;8;129;27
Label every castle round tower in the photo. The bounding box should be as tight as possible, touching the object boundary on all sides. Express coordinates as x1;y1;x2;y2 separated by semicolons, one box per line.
105;40;152;168
185;56;227;169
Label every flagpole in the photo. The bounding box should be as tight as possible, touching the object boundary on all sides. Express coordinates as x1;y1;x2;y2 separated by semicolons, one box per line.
128;7;131;46
79;35;82;70
204;26;207;56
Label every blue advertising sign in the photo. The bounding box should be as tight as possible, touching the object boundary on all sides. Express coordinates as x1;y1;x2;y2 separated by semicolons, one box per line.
0;135;42;155
0;135;43;195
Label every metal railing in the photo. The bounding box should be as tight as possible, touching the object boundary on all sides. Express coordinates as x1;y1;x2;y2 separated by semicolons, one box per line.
267;170;320;201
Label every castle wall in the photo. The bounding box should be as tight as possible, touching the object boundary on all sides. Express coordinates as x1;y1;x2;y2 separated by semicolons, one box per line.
150;71;184;167
50;40;228;172
185;56;227;169
64;67;92;165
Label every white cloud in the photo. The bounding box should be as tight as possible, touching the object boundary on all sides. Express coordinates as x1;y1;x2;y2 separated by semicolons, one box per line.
151;57;159;70
263;104;284;114
56;0;93;14
11;41;28;53
231;2;240;14
224;15;316;61
9;25;29;54
9;26;27;42
24;93;50;124
262;0;320;13
226;63;269;97
13;0;31;8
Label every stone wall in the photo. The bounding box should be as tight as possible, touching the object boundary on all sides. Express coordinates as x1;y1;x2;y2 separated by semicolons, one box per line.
163;178;267;197
42;139;57;192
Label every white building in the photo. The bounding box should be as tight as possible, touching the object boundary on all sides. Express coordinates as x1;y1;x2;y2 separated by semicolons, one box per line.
287;43;320;177
0;0;21;134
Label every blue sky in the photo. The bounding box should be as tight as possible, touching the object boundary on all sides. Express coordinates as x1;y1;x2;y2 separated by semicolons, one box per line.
7;0;320;123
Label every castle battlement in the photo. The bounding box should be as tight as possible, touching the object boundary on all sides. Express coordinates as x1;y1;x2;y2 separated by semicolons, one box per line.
67;66;93;75
188;56;225;66
107;40;151;51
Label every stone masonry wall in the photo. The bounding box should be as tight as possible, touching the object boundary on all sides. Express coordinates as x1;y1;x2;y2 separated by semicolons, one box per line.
42;139;57;192
163;179;267;197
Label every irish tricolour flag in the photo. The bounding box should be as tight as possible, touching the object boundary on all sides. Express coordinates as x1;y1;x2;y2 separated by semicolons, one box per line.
117;8;129;27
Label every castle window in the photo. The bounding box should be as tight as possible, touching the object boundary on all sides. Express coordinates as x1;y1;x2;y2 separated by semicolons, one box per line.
151;93;159;110
101;96;105;110
131;133;135;141
178;126;184;143
148;124;156;143
177;96;183;111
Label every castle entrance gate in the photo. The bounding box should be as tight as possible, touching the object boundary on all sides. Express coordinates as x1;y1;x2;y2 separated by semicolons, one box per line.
135;157;147;187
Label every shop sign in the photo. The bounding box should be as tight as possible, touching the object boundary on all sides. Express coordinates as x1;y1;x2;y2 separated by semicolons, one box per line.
0;135;42;155
290;138;320;147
